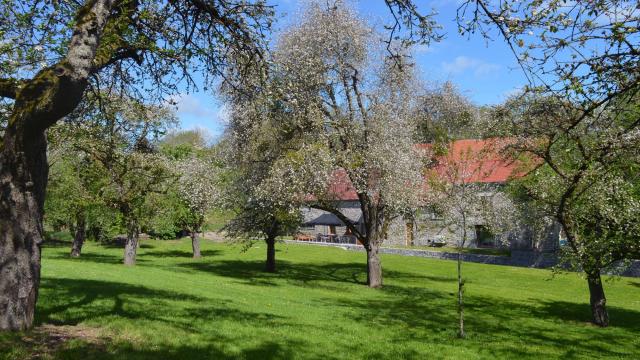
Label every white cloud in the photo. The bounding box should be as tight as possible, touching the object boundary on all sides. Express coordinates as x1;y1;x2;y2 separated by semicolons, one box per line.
441;56;501;77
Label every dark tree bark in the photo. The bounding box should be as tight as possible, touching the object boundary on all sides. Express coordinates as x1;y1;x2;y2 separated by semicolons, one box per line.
587;270;609;327
0;130;47;331
191;230;201;259
0;0;119;331
265;235;276;273
70;213;86;257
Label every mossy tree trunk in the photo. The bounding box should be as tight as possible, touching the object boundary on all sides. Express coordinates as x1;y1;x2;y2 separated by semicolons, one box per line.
0;0;120;331
0;128;48;331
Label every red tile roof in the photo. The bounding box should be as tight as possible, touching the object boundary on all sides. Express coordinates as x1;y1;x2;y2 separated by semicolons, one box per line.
421;138;520;184
326;168;360;201
324;138;520;201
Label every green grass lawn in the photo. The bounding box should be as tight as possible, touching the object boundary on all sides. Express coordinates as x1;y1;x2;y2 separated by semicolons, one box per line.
1;238;639;359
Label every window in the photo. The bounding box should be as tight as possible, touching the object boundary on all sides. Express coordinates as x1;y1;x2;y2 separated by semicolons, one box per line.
558;229;568;247
475;225;495;247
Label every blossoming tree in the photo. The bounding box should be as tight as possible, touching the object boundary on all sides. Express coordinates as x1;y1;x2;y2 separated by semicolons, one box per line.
425;140;518;338
250;2;437;287
174;156;220;258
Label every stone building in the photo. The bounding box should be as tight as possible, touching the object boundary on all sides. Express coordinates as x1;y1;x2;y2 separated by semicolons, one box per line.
297;139;561;251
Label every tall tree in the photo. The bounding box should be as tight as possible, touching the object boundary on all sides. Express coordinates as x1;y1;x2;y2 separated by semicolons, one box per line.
250;2;434;287
159;129;220;258
495;94;640;327
457;0;640;328
174;156;220;258
69;96;175;265
0;0;273;330
219;69;303;272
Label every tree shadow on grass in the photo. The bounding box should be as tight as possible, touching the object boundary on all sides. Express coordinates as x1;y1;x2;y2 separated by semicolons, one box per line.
532;300;640;330
50;339;305;360
48;244;219;265
36;278;206;326
141;249;221;259
28;278;315;360
5;329;305;360
42;239;73;248
329;284;640;359
48;252;150;265
176;259;451;290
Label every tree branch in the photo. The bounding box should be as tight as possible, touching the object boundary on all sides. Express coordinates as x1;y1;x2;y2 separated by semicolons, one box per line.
92;46;144;72
0;78;26;99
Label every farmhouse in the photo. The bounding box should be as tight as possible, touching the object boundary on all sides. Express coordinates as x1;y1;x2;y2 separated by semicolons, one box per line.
297;138;561;251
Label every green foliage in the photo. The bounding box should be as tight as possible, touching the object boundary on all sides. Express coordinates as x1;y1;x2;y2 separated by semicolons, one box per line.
0;0;274;106
203;210;234;232
45;126;118;241
498;94;640;274
46;95;178;242
141;192;188;240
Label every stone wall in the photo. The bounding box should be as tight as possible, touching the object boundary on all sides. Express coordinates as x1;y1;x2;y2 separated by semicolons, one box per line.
384;214;562;252
284;240;640;278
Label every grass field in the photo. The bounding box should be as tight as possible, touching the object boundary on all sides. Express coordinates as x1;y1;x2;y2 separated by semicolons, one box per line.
1;238;639;359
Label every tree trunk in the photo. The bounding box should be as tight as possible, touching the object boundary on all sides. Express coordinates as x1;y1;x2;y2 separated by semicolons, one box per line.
405;220;414;247
366;241;383;288
265;235;276;273
0;0;120;331
587;270;609;327
457;250;465;338
191;231;201;259
123;221;138;266
0;131;46;331
70;213;86;257
458;218;467;338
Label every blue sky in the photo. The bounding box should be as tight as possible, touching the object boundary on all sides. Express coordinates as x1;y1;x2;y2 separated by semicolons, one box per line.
175;0;528;138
